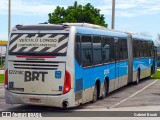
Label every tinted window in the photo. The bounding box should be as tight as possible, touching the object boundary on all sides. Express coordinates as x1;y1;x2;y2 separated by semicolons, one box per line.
140;41;144;57
75;35;81;65
93;36;102;65
144;42;149;57
133;40;154;58
116;38;128;61
116;39;123;61
122;38;128;60
81;35;93;67
133;40;137;58
102;37;114;63
134;40;142;58
149;42;153;57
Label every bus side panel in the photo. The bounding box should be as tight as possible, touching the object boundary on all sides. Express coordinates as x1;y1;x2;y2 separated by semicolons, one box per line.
74;60;128;102
74;60;129;103
115;61;129;89
133;58;153;80
74;61;117;103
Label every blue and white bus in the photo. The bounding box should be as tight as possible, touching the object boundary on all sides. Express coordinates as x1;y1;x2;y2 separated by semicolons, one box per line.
157;47;160;66
5;23;157;108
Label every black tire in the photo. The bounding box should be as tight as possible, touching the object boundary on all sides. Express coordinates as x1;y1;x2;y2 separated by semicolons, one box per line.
149;66;154;78
91;85;98;103
151;65;154;75
101;81;107;99
134;71;140;85
148;68;152;79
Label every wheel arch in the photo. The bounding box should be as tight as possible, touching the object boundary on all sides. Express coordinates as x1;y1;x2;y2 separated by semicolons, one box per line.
138;67;141;78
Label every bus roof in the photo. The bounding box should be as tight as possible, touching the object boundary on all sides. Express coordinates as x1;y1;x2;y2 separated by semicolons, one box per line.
75;26;128;38
13;23;153;42
132;34;153;42
14;24;65;31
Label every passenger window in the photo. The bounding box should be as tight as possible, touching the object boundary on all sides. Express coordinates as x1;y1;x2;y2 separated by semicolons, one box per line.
93;36;101;65
81;35;93;67
116;38;128;61
122;39;128;60
75;35;81;65
102;37;114;63
140;41;144;57
133;40;137;58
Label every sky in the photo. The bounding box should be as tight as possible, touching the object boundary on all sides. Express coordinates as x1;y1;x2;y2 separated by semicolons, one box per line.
0;0;160;44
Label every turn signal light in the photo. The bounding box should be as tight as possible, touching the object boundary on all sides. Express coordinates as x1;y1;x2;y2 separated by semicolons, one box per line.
4;69;8;89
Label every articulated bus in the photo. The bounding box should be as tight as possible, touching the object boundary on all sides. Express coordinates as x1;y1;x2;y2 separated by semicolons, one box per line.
158;47;160;66
5;23;157;108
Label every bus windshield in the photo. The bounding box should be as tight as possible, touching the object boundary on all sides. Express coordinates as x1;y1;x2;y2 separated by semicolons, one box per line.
9;33;69;56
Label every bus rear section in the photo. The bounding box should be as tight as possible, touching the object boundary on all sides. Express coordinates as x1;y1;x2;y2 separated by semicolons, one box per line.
5;25;75;108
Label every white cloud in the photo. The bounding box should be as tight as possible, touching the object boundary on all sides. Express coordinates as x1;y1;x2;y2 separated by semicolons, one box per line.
0;0;160;17
96;0;160;17
0;0;57;16
116;3;136;9
0;0;8;15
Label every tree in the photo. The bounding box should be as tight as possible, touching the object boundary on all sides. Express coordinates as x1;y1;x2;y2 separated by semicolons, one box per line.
48;1;108;27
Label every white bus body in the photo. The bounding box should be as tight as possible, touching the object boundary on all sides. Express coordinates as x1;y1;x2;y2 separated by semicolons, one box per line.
5;25;77;108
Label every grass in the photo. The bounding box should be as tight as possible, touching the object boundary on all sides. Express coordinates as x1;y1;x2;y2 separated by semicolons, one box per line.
0;65;4;69
151;70;160;79
0;74;4;83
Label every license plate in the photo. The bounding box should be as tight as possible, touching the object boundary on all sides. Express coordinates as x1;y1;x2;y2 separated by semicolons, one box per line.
29;98;41;103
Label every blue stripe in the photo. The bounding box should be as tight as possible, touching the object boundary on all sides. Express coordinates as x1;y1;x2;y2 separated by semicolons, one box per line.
74;60;129;91
133;58;153;72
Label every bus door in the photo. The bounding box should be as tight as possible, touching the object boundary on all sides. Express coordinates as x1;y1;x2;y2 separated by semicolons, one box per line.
152;46;158;74
114;37;129;89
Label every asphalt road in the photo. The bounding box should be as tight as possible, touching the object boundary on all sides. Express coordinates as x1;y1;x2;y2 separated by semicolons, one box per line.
0;78;160;117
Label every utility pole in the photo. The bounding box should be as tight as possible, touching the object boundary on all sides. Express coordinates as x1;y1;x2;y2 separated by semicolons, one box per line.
8;0;11;37
111;0;115;29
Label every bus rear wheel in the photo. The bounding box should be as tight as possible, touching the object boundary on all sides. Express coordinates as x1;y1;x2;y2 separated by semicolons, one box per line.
101;81;107;99
134;71;140;85
91;85;98;103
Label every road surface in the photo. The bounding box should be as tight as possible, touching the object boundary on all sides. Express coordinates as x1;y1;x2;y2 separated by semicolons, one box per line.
0;78;160;118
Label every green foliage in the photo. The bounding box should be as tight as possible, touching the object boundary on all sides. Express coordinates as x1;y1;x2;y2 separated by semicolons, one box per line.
152;70;160;79
48;1;107;27
0;74;4;83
